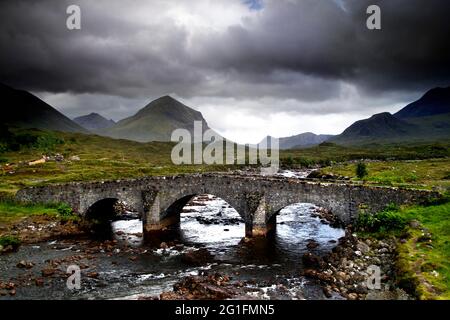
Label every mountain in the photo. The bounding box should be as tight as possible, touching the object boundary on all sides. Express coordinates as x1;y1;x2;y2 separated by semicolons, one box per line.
100;96;211;142
331;112;416;144
331;86;450;145
259;132;334;149
395;86;450;119
73;113;115;131
0;83;87;133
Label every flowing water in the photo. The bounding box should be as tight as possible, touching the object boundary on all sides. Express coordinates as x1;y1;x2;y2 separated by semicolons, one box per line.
0;192;345;300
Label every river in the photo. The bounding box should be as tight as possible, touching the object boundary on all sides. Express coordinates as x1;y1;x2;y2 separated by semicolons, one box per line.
0;188;346;300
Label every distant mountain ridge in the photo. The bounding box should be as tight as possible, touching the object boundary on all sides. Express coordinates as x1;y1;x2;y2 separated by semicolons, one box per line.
331;86;450;145
74;113;115;131
0;83;87;133
2;82;449;147
259;132;334;149
100;96;211;142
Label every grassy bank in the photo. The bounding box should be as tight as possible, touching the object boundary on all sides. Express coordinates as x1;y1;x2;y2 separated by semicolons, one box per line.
0;129;236;195
397;200;450;299
356;199;450;299
0;199;77;225
320;158;450;191
280;141;450;167
1;129;449;195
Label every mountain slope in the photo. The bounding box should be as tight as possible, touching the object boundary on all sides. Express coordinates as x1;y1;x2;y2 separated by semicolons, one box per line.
395;86;450;119
100;96;211;142
0;83;87;133
331;86;450;145
259;132;333;149
330;112;417;144
73;113;115;131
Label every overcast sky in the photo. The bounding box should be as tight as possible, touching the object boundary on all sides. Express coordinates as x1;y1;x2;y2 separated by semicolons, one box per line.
1;0;450;143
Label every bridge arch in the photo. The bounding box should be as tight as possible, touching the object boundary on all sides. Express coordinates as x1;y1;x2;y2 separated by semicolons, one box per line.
79;189;144;218
160;193;246;223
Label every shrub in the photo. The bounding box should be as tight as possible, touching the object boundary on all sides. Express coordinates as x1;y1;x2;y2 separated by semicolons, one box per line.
318;159;332;167
36;134;64;152
57;203;74;217
0;235;21;250
356;161;368;179
356;209;407;233
297;157;314;168
282;156;294;167
0;142;7;154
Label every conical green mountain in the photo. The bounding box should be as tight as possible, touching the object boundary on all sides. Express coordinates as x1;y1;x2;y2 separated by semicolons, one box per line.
100;96;211;142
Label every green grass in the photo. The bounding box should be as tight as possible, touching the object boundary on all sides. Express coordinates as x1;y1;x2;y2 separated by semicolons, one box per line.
356;199;450;299
398;200;450;299
355;205;408;237
0;129;238;195
0;199;72;224
0;235;20;249
320;158;450;191
280;141;450;167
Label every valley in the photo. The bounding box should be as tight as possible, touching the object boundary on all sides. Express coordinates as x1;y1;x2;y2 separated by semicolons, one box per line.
1;83;449;301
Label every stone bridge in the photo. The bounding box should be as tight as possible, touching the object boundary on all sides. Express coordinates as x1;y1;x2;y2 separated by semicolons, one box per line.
15;174;439;237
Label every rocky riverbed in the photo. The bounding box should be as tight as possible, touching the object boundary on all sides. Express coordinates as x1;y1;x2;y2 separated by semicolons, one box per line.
301;229;411;300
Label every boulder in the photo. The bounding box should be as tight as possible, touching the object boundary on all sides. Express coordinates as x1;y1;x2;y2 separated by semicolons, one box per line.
302;252;325;269
181;249;213;266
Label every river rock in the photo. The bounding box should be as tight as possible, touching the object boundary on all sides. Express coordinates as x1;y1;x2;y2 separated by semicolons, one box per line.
356;241;370;254
41;268;56;277
347;293;358;300
181;249;213;266
35;278;44;286
335;271;350;282
87;272;99;278
306;240;319;250
409;219;421;229
302;252;325;269
17;260;34;269
160;242;168;249
165;274;235;300
174;244;184;251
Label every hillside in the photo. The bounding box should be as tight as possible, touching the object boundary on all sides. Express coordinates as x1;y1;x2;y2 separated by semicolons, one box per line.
0;83;88;133
330;112;417;144
331;87;450;145
395;86;450;119
100;96;211;142
74;113;115;131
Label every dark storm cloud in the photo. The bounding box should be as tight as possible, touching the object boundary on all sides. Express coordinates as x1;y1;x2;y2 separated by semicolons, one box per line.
192;0;450;95
0;0;449;105
0;0;204;97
